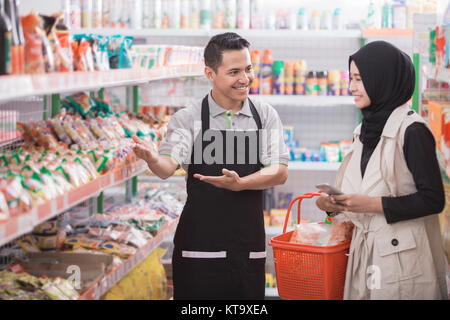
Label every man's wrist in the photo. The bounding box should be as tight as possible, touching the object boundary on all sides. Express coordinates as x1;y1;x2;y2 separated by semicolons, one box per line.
146;154;159;166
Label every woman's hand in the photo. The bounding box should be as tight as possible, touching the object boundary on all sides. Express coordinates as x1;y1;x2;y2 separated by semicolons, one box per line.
316;195;347;213
331;194;383;214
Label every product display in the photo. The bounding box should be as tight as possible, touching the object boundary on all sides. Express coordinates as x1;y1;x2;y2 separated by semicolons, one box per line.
250;49;350;97
0;94;170;220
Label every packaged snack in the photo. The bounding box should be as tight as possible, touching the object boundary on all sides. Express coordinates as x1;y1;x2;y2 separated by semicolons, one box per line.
53;278;79;300
48;118;72;146
33;234;58;251
100;241;137;258
328;215;354;245
54;16;73;72
290;222;332;246
40;14;71;73
33;218;58;235
17;236;40;253
72;36;94;72
64;237;102;250
42;282;70;300
21;12;46;74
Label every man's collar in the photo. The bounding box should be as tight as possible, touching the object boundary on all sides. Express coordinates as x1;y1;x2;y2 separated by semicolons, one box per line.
208;92;252;118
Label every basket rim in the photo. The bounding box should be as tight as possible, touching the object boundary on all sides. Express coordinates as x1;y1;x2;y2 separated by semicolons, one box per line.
269;231;351;254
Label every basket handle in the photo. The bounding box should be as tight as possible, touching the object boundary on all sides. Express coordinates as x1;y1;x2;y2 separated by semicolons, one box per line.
282;191;322;234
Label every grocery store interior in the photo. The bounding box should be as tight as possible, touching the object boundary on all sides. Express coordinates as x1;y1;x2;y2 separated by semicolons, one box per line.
0;0;449;300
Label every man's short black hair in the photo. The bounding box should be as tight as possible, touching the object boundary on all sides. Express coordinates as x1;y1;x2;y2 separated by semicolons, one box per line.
204;32;251;72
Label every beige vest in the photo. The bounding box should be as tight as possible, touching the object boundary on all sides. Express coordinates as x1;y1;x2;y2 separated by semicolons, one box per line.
336;104;448;300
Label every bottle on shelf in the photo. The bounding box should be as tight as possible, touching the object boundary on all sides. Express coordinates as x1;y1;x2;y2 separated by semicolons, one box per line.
190;0;200;28
294;60;307;95
305;71;318;96
223;0;236;29
4;0;18;74
12;0;23;73
272;60;285;95
249;49;260;94
200;0;212;29
237;0;250;29
0;0;12;75
212;0;224;29
260;49;273;95
382;0;392;28
250;0;263;29
328;70;341;96
392;0;407;29
284;60;294;95
317;71;328;96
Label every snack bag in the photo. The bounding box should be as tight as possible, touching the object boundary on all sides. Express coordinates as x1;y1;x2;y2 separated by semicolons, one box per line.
290;222;332;246
21;12;46;74
328;214;354;245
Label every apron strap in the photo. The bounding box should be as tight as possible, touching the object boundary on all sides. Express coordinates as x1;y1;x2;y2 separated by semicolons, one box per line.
248;98;262;130
201;95;210;133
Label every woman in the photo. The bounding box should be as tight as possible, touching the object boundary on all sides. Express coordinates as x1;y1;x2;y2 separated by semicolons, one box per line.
316;41;448;300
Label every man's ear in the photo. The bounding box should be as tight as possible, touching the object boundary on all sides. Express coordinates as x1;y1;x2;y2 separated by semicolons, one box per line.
204;66;216;82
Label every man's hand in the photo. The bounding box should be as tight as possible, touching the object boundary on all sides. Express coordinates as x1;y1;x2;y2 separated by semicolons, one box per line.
316;195;347;213
194;169;243;192
132;135;158;164
331;194;383;214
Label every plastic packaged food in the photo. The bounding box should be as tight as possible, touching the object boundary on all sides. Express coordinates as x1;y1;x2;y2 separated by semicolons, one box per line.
290;222;332;246
21;12;46;74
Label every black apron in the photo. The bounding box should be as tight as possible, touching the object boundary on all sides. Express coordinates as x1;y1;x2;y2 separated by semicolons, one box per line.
172;95;266;300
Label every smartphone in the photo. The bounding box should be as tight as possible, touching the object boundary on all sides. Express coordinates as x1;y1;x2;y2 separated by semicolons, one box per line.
315;183;344;195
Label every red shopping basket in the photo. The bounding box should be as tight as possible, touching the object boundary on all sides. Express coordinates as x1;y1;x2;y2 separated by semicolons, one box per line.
268;192;350;300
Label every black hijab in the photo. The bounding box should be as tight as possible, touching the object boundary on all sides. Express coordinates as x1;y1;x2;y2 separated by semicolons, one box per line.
349;41;415;149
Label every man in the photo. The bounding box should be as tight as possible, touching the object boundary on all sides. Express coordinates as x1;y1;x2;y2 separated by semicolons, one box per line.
132;32;289;299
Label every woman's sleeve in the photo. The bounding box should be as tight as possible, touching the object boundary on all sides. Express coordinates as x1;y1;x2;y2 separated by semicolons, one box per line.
382;122;446;224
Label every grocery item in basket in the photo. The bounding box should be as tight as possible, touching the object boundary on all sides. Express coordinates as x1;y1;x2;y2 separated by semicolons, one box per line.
329;217;354;245
290;222;332;246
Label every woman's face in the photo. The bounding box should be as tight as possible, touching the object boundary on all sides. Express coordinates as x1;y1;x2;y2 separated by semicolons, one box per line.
349;60;371;109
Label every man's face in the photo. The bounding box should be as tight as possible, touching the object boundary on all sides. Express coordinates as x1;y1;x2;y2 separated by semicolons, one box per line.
207;48;254;103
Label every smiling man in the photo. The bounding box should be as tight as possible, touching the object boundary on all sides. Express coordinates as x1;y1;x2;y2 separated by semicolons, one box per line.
132;32;289;299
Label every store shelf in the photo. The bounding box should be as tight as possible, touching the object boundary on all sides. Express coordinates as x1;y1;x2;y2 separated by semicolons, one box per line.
0;160;149;247
79;217;179;300
250;95;355;107
426;65;450;83
72;28;362;39
288;161;341;171
0;64;204;104
362;28;414;37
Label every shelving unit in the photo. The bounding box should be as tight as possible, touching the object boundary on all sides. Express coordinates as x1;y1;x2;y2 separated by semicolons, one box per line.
0;65;204;103
72;28;362;39
0;160;148;247
79;217;179;300
250;95;354;107
0;63;203;300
